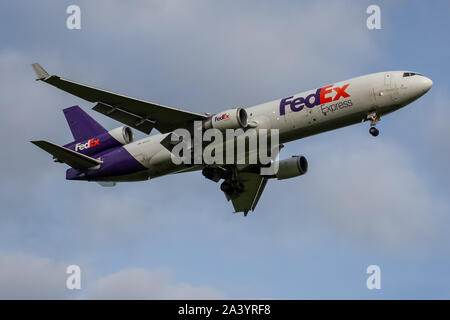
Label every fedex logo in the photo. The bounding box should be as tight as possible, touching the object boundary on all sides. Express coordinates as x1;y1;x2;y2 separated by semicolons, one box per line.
215;113;230;122
75;138;100;151
279;84;350;115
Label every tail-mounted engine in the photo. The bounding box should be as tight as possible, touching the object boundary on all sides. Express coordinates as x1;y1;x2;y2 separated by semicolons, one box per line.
64;126;134;157
107;126;134;145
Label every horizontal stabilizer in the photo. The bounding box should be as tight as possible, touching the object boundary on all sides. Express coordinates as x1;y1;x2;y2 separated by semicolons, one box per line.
31;140;103;170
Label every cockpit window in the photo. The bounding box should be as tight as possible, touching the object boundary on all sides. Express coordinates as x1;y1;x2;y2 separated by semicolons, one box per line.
403;72;423;77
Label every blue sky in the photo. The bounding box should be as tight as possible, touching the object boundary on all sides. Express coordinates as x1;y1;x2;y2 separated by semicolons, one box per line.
0;0;449;299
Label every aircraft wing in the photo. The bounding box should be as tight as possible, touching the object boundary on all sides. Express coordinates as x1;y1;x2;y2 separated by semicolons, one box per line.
227;172;269;215
31;63;207;134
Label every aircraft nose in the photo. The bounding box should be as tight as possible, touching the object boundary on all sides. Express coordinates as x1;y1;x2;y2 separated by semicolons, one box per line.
421;76;433;93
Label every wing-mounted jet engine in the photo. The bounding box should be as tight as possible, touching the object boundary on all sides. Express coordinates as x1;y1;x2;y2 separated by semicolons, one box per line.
202;108;248;131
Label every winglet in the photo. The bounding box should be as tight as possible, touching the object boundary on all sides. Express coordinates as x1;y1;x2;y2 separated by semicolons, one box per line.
31;63;50;80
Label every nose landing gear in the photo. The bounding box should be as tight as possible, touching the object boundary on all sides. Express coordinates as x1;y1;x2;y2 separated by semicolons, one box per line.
367;112;380;137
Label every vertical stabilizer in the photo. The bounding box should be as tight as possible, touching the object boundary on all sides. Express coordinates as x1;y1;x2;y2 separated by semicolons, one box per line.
63;105;107;141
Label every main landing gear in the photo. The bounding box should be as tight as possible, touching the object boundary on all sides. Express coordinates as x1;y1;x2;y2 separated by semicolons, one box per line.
202;166;245;199
219;165;244;198
220;179;244;195
367;112;380;137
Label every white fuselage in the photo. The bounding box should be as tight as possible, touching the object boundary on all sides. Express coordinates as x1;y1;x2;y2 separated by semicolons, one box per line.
106;71;432;182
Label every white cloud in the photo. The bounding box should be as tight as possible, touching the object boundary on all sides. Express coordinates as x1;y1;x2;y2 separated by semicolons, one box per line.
0;252;77;299
89;268;224;299
0;251;224;299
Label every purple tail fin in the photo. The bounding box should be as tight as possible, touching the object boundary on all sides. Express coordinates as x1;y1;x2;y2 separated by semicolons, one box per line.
63;106;107;141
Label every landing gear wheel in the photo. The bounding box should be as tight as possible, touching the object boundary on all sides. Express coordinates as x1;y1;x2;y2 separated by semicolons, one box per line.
369;127;379;137
202;167;214;180
231;180;244;193
220;181;232;193
220;179;244;196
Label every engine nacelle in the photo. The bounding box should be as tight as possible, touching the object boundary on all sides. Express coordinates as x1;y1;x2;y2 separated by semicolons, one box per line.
108;126;134;145
275;156;308;180
64;126;134;157
203;108;248;131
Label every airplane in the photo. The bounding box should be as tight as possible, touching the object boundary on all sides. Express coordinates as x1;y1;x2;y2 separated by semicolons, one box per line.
30;63;432;215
